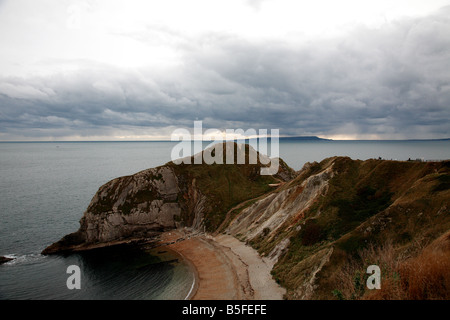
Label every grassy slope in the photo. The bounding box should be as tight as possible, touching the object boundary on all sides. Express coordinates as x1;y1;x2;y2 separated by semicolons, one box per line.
170;161;277;231
168;143;294;231
265;157;450;299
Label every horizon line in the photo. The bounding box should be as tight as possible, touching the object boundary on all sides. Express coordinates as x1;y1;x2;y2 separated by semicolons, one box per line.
0;136;449;143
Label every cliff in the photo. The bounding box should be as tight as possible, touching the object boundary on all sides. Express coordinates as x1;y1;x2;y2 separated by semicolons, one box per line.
223;156;450;299
42;143;295;254
42;145;450;299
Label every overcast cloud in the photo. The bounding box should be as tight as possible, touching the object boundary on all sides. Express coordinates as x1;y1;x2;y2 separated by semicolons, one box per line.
0;0;449;140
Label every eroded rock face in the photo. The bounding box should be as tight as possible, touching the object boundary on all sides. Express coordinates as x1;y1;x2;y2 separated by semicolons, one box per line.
226;165;334;262
80;202;182;243
42;143;291;254
83;166;182;241
42;165;185;254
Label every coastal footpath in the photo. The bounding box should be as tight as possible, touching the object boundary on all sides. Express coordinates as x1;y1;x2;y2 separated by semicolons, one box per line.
43;143;450;299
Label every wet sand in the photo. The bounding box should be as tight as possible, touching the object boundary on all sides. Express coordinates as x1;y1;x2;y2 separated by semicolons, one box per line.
158;230;285;300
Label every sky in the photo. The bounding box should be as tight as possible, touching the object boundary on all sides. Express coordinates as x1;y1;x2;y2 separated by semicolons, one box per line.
0;0;449;141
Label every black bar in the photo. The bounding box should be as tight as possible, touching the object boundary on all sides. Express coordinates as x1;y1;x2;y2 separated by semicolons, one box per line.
0;300;447;319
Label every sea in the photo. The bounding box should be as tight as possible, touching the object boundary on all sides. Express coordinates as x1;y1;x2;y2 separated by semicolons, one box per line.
0;139;449;300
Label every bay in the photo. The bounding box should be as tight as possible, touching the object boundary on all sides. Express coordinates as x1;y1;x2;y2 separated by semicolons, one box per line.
0;140;449;299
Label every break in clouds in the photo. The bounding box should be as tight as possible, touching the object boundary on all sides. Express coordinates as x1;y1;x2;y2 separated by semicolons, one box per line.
0;2;449;140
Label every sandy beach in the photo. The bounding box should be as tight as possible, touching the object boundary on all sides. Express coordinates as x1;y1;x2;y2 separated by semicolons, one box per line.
158;229;285;300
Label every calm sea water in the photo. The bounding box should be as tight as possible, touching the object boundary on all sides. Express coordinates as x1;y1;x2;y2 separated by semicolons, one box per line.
0;141;193;300
0;140;449;299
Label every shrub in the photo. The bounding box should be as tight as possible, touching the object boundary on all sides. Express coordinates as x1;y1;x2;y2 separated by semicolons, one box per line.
396;249;450;300
331;240;450;300
301;220;323;246
432;174;450;192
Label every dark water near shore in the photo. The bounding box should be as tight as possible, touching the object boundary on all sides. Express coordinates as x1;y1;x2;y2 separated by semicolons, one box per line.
0;245;193;300
0;141;193;300
0;140;449;299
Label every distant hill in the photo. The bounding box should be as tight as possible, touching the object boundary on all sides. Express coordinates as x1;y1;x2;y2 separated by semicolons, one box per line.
186;136;331;142
278;136;332;141
223;136;332;142
404;138;450;141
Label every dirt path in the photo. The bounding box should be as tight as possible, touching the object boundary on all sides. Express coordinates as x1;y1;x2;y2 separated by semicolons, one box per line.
213;234;286;300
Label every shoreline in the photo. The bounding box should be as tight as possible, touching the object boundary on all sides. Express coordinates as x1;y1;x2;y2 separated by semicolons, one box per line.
157;229;285;300
171;246;199;300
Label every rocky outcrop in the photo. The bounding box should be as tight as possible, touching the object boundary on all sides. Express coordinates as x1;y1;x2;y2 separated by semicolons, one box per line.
42;143;293;254
42;165;184;254
81;166;182;243
0;256;13;264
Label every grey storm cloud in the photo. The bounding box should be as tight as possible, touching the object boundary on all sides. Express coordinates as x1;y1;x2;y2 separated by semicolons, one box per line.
0;5;449;140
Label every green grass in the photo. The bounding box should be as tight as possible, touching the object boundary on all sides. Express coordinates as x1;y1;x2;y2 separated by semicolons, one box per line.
186;164;276;231
169;144;281;231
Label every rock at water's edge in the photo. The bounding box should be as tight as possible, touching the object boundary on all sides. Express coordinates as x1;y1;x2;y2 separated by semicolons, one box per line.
0;256;13;264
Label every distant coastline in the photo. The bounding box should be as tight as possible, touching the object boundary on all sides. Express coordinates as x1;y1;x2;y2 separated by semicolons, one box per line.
1;136;450;143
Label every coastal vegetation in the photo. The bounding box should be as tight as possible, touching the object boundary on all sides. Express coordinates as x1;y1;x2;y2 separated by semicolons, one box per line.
43;144;450;299
234;157;450;299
